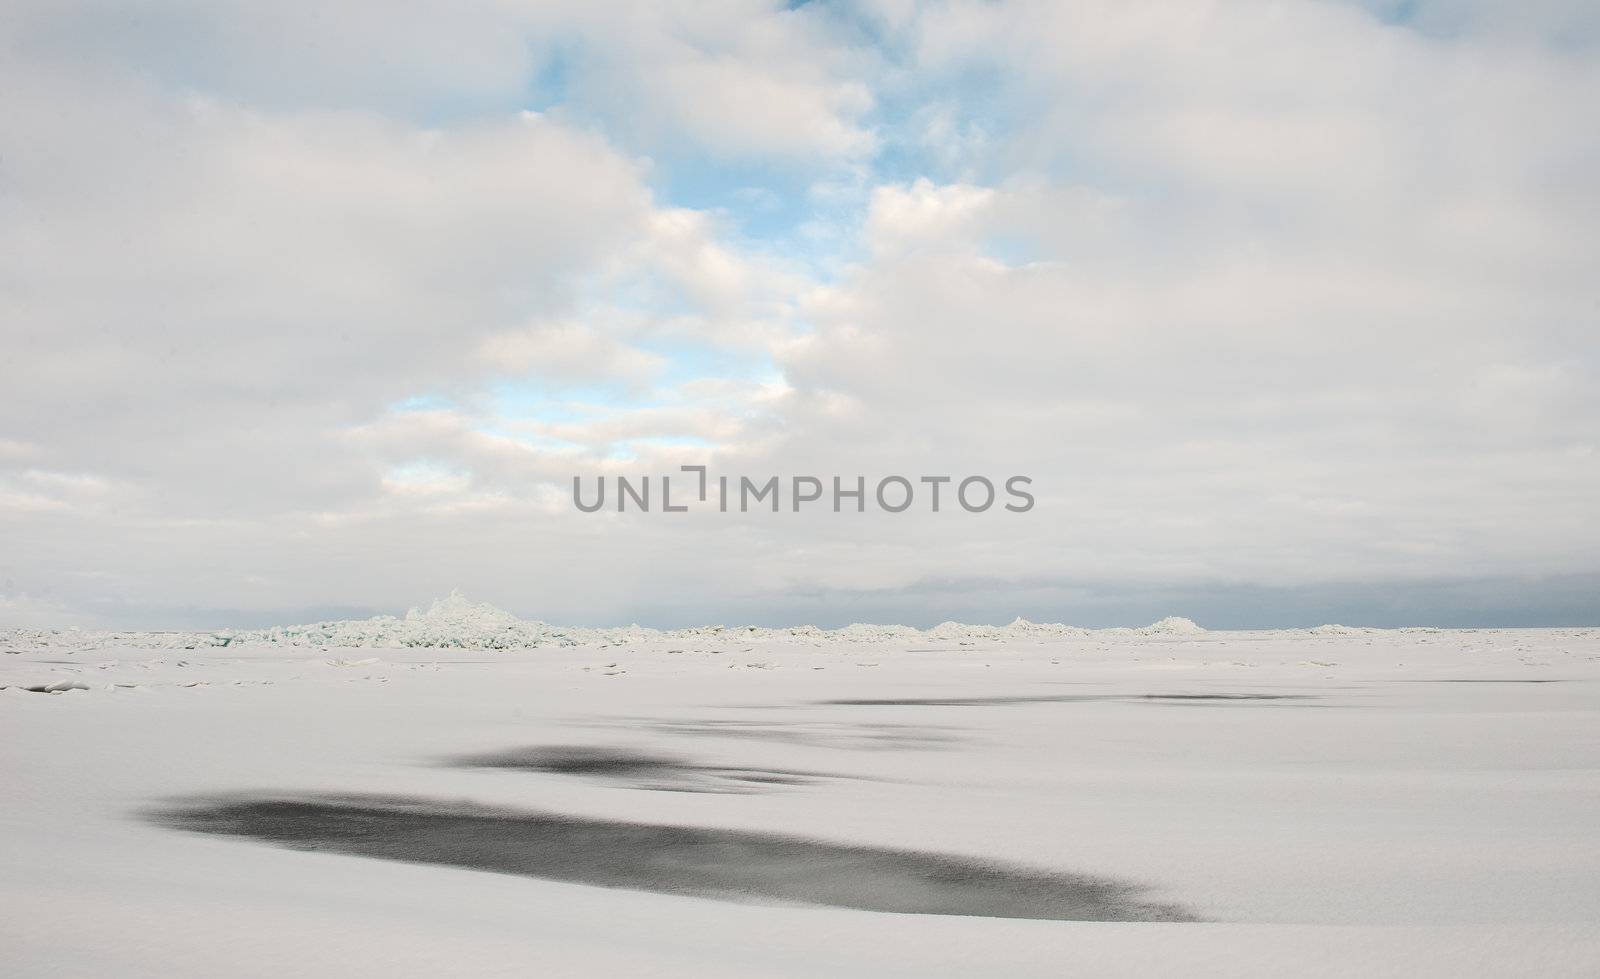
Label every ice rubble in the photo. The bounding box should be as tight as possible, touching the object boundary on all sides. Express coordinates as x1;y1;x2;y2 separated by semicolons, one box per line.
1;592;1208;651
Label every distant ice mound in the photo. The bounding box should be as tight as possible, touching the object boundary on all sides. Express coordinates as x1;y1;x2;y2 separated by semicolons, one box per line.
394;591;545;645
225;591;567;649
1138;616;1206;635
406;592;522;630
1311;624;1366;636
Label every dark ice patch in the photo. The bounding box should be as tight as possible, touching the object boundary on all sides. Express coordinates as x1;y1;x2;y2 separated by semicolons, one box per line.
817;693;1317;707
448;744;836;794
638;718;965;751
1421;679;1563;684
151;793;1198;922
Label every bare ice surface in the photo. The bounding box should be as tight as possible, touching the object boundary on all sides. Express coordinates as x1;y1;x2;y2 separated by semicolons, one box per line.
3;621;1600;976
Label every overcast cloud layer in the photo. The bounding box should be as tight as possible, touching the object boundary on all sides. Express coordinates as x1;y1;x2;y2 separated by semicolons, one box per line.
3;0;1597;629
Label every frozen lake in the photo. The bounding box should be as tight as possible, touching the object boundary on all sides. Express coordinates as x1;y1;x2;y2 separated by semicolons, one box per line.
4;626;1599;976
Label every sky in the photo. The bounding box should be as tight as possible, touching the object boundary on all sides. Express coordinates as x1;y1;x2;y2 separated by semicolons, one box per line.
2;0;1598;630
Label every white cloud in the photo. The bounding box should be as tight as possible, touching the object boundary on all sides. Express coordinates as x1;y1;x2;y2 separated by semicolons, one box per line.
3;0;879;163
475;323;666;389
740;0;1600;595
2;0;1597;628
865;179;996;255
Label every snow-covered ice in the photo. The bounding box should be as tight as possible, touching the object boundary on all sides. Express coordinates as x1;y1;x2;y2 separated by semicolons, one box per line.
3;604;1599;976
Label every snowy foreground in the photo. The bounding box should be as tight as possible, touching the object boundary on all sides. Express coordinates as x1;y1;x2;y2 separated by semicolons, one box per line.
4;611;1599;977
